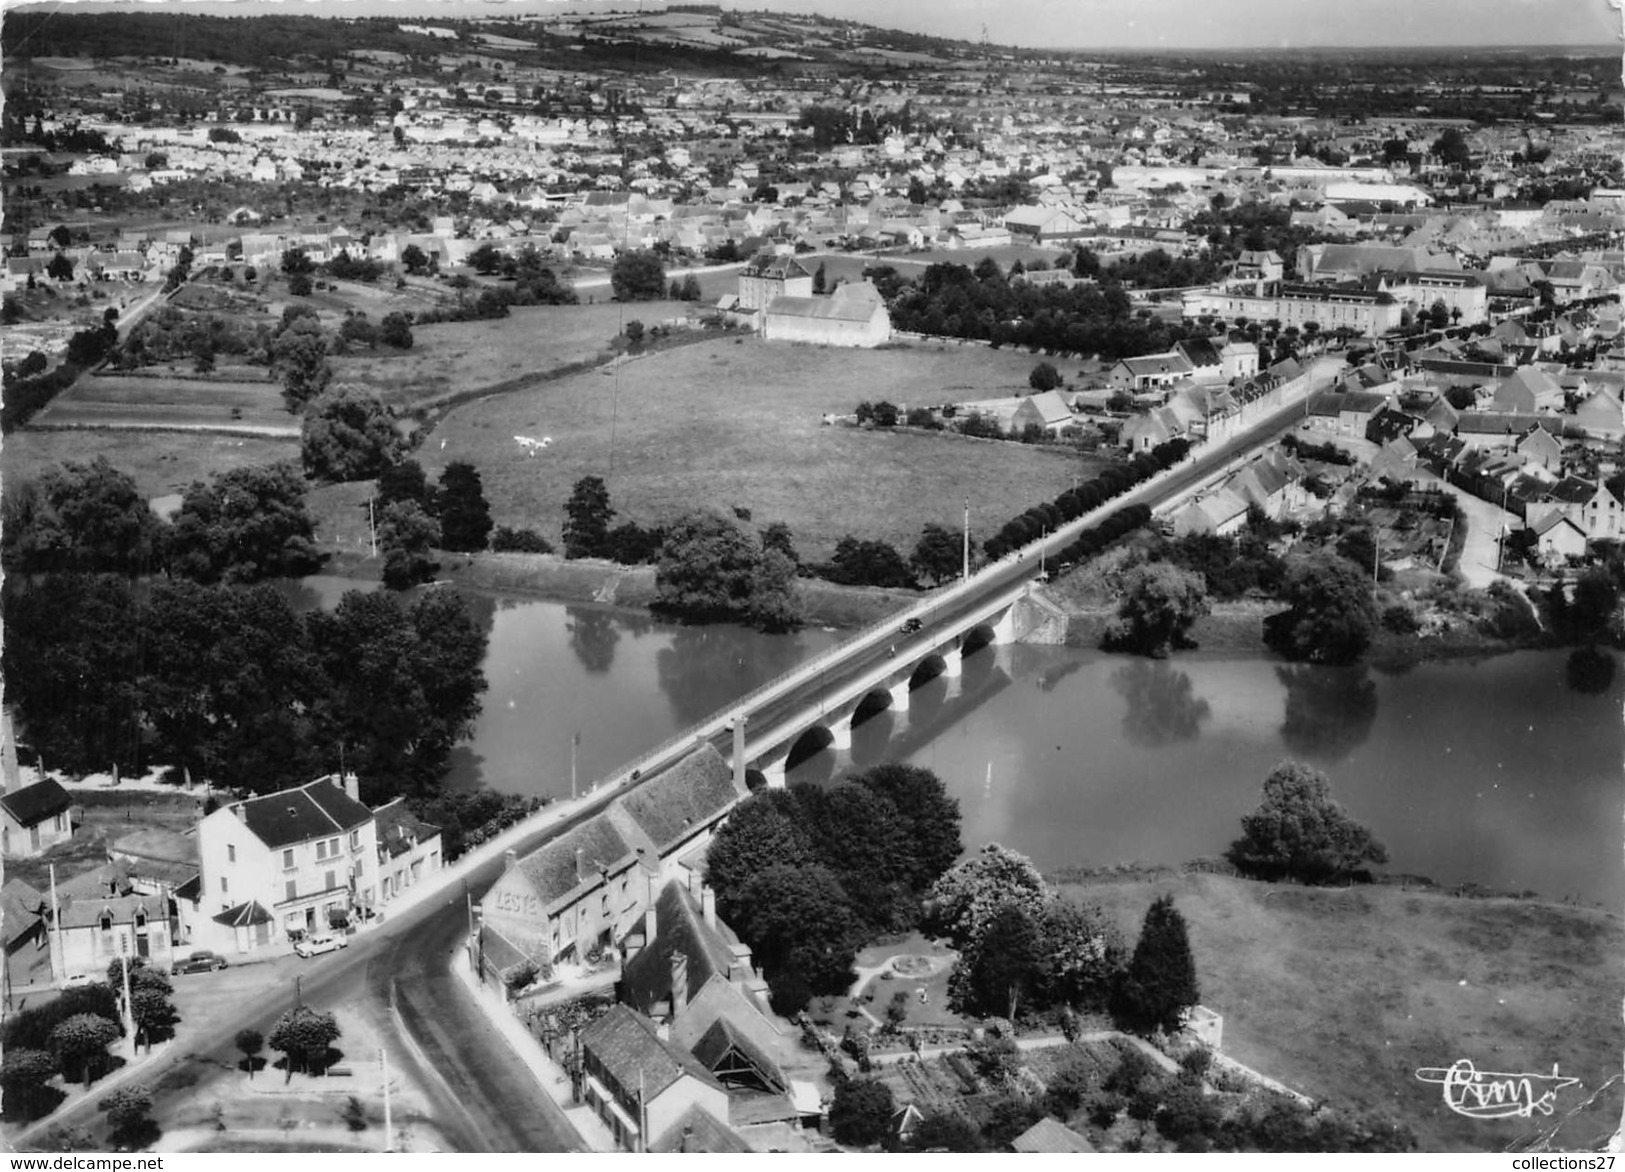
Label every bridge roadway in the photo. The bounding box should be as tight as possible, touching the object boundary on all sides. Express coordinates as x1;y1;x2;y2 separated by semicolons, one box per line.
14;361;1336;1153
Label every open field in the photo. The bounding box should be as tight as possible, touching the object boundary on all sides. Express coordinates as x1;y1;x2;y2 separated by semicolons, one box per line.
1;428;298;499
33;372;297;435
329;300;692;411
1059;871;1622;1152
395;334;1106;561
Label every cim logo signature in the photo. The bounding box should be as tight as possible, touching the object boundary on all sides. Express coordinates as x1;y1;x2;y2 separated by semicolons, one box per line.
1415;1060;1579;1120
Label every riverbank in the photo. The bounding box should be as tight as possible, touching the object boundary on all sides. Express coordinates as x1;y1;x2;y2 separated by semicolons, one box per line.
1054;870;1622;1153
322;549;919;631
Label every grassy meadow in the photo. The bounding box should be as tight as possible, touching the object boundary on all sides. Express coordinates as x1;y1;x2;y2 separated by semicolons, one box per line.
384;332;1106;561
1060;871;1622;1152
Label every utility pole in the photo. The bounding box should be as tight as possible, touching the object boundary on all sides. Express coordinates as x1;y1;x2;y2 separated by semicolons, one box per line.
962;496;970;581
571;731;579;800
120;944;135;1052
380;1048;393;1152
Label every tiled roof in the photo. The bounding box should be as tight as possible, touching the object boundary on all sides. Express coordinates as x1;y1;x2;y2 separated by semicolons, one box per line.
1011;1117;1095;1153
581;1004;725;1102
58;892;165;931
621;880;735;1016
372;798;441;860
646;1103;751;1153
691;1015;787;1095
512;803;651;913
234;778;372;850
617;746;741;857
765;281;887;324
0;778;72;827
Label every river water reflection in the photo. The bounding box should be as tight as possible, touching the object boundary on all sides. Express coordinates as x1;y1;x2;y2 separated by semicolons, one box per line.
289;579;1622;906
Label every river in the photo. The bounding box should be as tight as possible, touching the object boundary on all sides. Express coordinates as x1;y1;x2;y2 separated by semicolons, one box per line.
292;578;1622;907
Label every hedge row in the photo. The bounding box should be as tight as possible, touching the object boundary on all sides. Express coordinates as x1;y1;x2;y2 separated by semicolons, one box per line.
982;437;1190;561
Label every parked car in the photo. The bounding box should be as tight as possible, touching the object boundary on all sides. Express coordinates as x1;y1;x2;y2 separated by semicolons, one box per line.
173;950;228;975
294;934;348;959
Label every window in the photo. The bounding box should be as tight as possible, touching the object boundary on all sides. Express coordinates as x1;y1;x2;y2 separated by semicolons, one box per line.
330;837;340;857
221;877;229;895
325;870;336;892
227;844;237;864
286;879;297;902
350;830;361;851
283;849;295;869
353;858;363;877
316;840;327;861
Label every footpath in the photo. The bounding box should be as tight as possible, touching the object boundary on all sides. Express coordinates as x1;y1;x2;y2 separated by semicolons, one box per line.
448;946;615;1152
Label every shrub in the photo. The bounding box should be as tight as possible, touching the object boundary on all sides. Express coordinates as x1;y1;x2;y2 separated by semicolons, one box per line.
492;527;554;554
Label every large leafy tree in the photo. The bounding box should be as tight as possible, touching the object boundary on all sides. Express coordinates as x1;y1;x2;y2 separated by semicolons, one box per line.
829;1078;896;1147
793;781;913;930
1104;561;1210;657
1037;897;1124;1011
922;843;1048;952
378;500;440;590
268;1005;341;1080
827;536;915;589
704;789;816;923
306;588;487;799
2;574;144;774
437;461;494;552
271;315;333;413
1227;760;1388;884
142;580;323;793
852;764;963;892
653;510;761;621
1264;552;1378;665
167;462;323;584
49;1013;121;1084
949;901;1045;1020
377;459;433;512
654;510;801;631
609;249;667;301
1;1049;60;1121
300;387;405;482
1;457;166;574
731;862;861;1011
562;476;615;559
911;523;962;587
1112;895;1200;1036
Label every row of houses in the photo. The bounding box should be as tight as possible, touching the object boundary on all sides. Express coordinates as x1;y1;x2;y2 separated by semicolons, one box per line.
1;771;443;987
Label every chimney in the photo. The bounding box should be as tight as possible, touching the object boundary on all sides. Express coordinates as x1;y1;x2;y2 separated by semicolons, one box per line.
669;951;688;1018
341;771;360;803
701;886;716;929
644;904;657;948
728;943;753;991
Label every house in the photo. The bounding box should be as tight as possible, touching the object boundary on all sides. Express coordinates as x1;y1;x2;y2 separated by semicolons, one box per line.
1304;390;1391;439
49;866;178;982
1011;391;1075;436
1229;249;1284;283
1492;366;1564;415
577;1004;741;1152
195;773;379;955
480;745;741;972
1011;1117;1095;1154
1219;338;1260;381
1529;512;1586;562
1575;389;1625;441
1;778;74;858
1515;426;1564;473
763;281;891;348
736;251;812;312
1170;487;1251;536
1174;337;1224;383
1120;406;1186;453
1108;353;1194;395
371;798;443;908
3;878;49;987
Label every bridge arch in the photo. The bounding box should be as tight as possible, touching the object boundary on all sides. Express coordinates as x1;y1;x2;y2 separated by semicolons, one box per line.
850;689;894;726
784;725;835;771
910;654;948;688
961;624;998;658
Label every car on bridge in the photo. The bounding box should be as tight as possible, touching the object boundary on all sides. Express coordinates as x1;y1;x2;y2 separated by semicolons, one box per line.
900;617;923;635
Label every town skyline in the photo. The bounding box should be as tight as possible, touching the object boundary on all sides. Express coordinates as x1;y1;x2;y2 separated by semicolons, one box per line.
13;0;1623;51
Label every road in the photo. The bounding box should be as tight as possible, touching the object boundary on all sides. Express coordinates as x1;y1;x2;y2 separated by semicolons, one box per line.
13;796;626;1153
11;360;1335;1153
